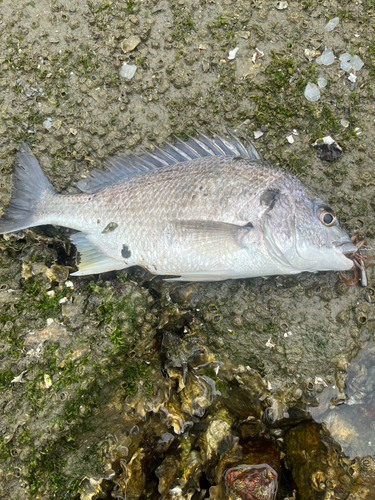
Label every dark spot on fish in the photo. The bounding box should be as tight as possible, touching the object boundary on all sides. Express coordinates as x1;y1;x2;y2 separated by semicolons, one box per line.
122;245;131;259
102;222;118;234
233;156;242;161
97;220;100;224
260;189;280;211
243;222;254;229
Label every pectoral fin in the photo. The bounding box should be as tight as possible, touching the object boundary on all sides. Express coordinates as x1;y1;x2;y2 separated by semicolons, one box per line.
169;220;253;256
70;232;125;276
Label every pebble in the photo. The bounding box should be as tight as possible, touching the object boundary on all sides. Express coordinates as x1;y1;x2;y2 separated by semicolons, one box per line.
304;82;320;102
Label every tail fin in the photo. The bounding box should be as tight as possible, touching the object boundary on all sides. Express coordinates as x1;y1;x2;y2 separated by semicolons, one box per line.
0;142;56;234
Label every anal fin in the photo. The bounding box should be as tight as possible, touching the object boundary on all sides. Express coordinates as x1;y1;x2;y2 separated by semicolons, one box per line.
71;232;125;276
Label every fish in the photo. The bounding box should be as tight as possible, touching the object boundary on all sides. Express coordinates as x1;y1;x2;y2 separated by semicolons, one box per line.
0;131;358;282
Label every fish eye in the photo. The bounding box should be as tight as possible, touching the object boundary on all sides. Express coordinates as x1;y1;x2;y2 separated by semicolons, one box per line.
317;207;336;226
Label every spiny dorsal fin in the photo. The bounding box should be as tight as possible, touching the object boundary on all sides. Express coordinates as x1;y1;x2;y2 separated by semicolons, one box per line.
76;131;264;194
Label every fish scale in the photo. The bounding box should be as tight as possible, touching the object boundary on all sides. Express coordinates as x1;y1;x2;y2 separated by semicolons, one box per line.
0;133;358;281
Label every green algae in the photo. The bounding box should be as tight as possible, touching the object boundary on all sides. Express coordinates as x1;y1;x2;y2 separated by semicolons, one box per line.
0;268;157;497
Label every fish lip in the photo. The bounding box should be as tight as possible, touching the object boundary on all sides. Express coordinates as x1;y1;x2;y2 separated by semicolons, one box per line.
333;240;358;254
332;240;358;270
333;240;368;285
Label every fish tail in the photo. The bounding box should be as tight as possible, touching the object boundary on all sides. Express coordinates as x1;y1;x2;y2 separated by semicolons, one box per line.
0;141;57;234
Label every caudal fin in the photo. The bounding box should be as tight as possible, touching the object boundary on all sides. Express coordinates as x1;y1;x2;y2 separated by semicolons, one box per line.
0;142;56;234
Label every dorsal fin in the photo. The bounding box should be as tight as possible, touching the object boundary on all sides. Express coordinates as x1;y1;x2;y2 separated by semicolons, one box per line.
76;131;264;194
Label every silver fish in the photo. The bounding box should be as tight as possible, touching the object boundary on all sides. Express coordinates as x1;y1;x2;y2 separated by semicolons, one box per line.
0;132;357;281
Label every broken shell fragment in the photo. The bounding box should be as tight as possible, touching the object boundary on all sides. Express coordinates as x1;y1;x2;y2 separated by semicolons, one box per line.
276;1;288;9
121;35;141;53
317;77;327;88
228;47;239;60
340;53;351;62
203;417;239;463
350;55;364;71
304;83;320;102
251;48;264;64
43;373;52;389
224;464;278;500
316;49;335;66
340;53;364;72
43;117;52;129
286;135;294;144
78;475;114;500
120;64;137;79
304;49;320;62
341;119;349;128
340;61;350;72
324;17;339;32
45;264;70;283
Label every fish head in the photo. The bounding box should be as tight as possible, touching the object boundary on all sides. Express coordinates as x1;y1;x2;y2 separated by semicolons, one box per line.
260;183;357;273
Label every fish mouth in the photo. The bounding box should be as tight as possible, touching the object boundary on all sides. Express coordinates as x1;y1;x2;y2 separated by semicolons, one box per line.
332;240;360;270
333;240;358;254
334;239;369;287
